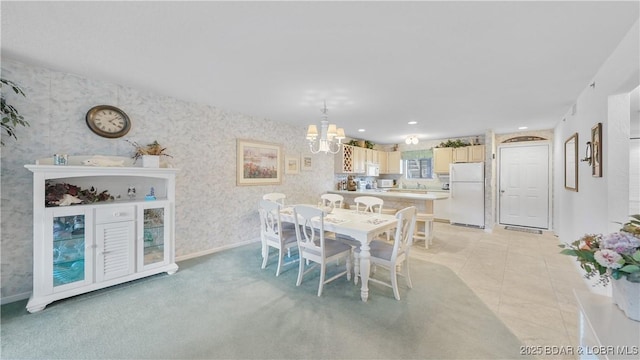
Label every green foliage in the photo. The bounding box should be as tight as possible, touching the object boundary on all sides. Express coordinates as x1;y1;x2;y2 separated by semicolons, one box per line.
436;139;470;148
1;78;30;146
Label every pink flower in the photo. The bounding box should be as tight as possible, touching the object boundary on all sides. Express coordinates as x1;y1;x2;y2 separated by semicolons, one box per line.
594;249;624;269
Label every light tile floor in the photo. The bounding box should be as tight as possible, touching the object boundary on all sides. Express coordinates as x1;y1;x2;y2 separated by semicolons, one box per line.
410;222;594;360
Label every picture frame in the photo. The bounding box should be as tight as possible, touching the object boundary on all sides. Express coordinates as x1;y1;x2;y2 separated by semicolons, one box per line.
301;154;312;171
236;139;282;186
591;122;602;177
285;156;300;175
564;133;578;192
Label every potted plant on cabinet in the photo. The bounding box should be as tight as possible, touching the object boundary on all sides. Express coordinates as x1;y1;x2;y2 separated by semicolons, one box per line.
127;140;172;168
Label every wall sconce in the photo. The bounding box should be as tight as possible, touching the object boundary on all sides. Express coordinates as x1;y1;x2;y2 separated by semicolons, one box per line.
580;141;592;165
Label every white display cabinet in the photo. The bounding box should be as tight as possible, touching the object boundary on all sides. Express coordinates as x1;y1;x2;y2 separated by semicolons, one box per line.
25;156;179;313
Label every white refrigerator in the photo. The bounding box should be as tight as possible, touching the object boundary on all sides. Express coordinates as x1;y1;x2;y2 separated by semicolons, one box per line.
449;162;485;228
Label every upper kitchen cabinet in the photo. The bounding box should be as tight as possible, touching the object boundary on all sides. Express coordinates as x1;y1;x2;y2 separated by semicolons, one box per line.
335;144;366;174
335;144;355;173
468;145;485;162
365;149;379;164
352;146;366;173
452;145;486;164
452;147;468;163
433;148;453;173
386;151;402;174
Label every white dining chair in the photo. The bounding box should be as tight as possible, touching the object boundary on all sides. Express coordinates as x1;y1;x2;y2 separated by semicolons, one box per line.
354;196;383;214
354;195;392;240
258;200;298;276
354;206;416;300
293;205;352;296
262;193;286;206
320;193;344;210
263;192;295;234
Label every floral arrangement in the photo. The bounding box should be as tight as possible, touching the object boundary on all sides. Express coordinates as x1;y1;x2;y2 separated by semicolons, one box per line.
559;215;640;285
126;140;172;162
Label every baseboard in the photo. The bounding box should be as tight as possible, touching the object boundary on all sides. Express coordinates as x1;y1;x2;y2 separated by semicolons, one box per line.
176;238;259;262
1;291;30;305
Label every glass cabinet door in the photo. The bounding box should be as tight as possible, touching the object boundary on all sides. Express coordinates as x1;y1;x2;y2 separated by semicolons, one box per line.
47;207;93;292
138;201;170;270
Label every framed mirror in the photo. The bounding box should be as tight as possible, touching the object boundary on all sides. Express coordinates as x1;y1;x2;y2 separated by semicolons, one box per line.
565;133;578;191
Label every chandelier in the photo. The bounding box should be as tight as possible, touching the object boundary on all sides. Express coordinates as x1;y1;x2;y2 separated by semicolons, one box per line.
405;135;419;145
306;102;345;154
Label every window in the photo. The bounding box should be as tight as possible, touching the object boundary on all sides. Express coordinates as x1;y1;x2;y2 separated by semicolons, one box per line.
405;158;434;179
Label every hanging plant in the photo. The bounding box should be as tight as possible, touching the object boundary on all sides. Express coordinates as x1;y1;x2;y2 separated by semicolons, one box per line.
1;78;30;146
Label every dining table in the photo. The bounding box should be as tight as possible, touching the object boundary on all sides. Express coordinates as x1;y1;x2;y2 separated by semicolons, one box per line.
279;205;398;302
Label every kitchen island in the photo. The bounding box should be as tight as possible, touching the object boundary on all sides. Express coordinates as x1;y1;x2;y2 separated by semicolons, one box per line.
327;189;448;214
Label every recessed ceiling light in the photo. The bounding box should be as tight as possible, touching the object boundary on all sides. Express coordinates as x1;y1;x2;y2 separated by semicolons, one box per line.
518;126;528;130
408;121;418;125
358;129;365;132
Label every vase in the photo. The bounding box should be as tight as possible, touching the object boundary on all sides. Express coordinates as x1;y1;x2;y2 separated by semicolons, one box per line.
611;277;640;322
141;155;160;168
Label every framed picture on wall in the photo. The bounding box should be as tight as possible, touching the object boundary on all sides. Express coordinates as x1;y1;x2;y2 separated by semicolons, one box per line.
285;156;300;174
301;154;312;171
236;139;282;186
591;122;602;177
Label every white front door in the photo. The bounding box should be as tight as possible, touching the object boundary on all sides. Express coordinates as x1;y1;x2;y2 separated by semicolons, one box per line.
499;143;550;229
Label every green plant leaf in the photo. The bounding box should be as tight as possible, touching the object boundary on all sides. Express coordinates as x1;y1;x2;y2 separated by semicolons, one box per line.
620;264;640;273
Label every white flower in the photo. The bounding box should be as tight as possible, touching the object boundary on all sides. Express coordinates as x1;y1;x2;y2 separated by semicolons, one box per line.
594;249;624;269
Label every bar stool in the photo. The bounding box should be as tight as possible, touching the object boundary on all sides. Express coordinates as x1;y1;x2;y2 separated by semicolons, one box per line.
414;213;434;248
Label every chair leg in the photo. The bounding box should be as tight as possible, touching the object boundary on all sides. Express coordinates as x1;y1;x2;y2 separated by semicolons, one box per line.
296;255;305;287
261;246;269;269
391;265;400;300
275;247;284;276
346;254;352;281
318;263;326;297
404;259;413;289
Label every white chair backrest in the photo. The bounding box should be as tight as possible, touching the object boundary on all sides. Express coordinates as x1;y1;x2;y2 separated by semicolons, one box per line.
293;205;326;258
262;192;286;206
259;199;284;240
354;196;383;214
320;193;343;210
392;206;417;259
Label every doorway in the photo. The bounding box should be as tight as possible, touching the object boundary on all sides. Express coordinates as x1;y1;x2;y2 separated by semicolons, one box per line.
498;143;550;229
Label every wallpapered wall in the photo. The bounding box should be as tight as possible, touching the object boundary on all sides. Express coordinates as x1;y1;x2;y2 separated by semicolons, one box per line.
0;58;334;301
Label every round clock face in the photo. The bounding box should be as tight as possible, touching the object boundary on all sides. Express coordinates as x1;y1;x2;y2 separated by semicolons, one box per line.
86;105;131;138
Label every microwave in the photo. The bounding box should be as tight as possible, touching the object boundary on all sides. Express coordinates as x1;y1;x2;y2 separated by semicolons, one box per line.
366;163;379;176
378;179;394;188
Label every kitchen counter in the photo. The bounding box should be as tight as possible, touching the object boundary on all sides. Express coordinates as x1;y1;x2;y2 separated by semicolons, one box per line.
328;190;447;213
387;188;450;193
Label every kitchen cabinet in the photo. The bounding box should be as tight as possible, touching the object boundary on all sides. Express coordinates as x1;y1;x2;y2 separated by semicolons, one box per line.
433;148;453;173
25;156;178;312
335;145;355;173
379;151;388;174
453;147;468;163
386;151;402;174
352;146;366;173
468;145;485;162
365;149;379;164
453;145;485;163
433;194;451;222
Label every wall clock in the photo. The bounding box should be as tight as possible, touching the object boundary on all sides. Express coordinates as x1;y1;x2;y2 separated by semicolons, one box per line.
85;105;131;138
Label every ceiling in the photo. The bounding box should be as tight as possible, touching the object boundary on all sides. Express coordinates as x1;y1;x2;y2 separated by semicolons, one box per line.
2;1;638;145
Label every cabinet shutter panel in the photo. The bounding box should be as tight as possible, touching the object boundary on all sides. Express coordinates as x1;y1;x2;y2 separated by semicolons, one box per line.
96;222;135;282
